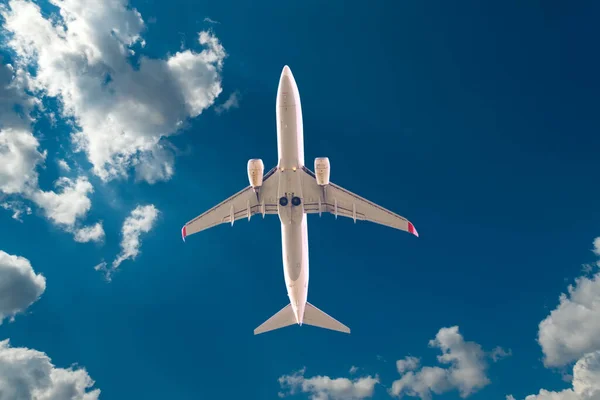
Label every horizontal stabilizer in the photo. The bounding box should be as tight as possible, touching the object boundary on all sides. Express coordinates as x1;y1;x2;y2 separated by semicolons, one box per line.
303;302;350;334
254;304;296;335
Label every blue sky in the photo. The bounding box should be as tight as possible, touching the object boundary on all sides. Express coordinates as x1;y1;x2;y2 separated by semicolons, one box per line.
1;1;600;399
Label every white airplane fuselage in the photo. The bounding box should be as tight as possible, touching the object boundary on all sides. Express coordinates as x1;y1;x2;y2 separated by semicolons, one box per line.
275;66;308;325
183;65;414;334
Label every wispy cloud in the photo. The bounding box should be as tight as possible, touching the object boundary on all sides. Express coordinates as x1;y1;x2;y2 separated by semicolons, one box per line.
203;17;220;24
215;91;240;114
96;205;159;280
0;201;31;222
57;159;71;172
490;346;512;363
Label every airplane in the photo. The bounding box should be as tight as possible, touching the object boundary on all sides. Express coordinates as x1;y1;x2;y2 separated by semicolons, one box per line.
181;65;418;335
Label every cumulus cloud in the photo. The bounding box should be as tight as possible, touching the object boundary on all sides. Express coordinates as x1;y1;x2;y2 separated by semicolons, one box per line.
390;326;507;399
214;90;240;114
0;339;100;399
509;351;600;400
29;176;106;243
73;222;105;243
2;0;226;184
507;237;600;400
0;56;38;133
397;357;421;374
593;238;600;257
537;270;600;367
31;177;94;226
96;204;159;280
0;250;46;324
278;327;507;400
279;367;379;400
0;127;99;238
0;50;102;241
0;58;43;193
0;127;46;195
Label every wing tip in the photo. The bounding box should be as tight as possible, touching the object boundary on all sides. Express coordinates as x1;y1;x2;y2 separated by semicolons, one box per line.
181;225;187;242
408;221;419;237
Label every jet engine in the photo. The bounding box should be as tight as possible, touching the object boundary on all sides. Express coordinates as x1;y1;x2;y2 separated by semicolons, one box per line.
314;157;330;186
247;159;264;188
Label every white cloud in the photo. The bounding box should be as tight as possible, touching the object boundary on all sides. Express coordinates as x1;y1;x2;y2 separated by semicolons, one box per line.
0;58;43;194
279;367;379;400
1;200;32;222
0;125;98;237
510;237;600;400
96;204;158;280
397;357;421;374
30;177;94;226
214;90;240;114
73;222;105;243
0;250;46;324
0;339;100;399
537;270;600;367
0;127;46;195
511;351;600;400
57;159;71;172
491;346;513;362
277;327;507;400
113;204;159;268
593;238;600;257
0;53;101;241
203;17;220;24
2;0;226;184
390;326;503;399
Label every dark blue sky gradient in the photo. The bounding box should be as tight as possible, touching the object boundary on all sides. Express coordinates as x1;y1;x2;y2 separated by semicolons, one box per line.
1;1;599;399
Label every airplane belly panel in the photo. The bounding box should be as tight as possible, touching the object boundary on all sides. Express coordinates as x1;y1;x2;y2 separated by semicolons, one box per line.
281;222;303;282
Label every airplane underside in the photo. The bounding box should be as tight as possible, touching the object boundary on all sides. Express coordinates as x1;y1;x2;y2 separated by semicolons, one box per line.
181;65;418;335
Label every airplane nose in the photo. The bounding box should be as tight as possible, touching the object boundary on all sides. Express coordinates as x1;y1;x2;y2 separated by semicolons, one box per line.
281;65;292;77
277;65;297;107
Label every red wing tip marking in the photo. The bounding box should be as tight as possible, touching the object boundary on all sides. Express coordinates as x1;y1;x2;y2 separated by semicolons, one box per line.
408;221;419;237
181;225;187;242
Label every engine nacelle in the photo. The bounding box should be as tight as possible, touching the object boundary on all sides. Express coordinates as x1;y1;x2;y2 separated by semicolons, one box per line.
314;157;330;186
247;159;264;188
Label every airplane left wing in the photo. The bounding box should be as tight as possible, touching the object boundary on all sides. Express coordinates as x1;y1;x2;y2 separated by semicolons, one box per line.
300;166;419;237
182;167;280;240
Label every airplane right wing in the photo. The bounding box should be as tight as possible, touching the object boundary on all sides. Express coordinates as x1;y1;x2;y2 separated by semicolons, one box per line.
300;166;418;236
182;167;280;240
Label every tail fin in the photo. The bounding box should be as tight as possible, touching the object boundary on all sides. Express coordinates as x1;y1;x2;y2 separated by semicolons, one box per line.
253;302;351;335
254;304;296;335
303;302;350;334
